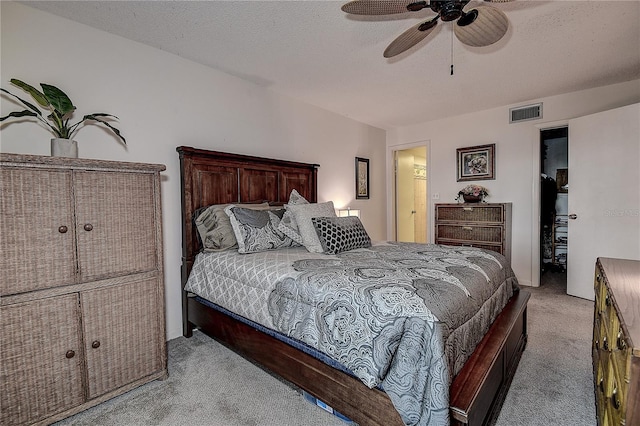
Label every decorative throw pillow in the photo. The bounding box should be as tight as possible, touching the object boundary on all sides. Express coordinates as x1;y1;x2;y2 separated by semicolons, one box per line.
312;216;372;255
286;201;337;253
225;205;297;254
277;189;309;245
194;202;270;251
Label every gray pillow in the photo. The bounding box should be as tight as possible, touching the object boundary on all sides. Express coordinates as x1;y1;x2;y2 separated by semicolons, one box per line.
312;216;371;254
194;202;270;251
286;201;336;253
277;189;309;245
225;206;297;254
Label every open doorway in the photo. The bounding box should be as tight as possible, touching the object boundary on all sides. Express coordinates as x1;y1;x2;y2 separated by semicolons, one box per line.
540;127;568;290
394;146;427;243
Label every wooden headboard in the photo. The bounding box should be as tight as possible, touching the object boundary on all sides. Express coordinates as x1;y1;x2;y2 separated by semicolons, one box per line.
176;146;319;334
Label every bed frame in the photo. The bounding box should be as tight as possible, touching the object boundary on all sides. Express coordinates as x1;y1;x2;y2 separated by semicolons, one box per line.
177;146;530;426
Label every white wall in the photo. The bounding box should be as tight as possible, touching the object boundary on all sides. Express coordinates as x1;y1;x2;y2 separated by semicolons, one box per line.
387;80;640;287
0;2;387;340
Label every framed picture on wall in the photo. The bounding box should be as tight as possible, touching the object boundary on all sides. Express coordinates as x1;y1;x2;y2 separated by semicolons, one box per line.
456;144;495;181
355;157;369;199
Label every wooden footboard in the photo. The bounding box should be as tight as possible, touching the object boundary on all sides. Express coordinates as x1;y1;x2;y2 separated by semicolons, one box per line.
187;290;529;426
450;290;529;426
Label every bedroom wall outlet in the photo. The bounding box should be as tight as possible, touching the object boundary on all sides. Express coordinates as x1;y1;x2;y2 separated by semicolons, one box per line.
432;193;440;200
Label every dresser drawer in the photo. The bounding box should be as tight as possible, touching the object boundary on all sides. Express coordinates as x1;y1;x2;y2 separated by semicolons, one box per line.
608;363;625;426
595;267;606;313
436;224;503;244
594;316;605;353
436;205;504;223
594;352;608;422
436;240;504;255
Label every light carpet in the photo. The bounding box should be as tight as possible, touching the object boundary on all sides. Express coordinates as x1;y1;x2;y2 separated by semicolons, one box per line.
56;271;596;426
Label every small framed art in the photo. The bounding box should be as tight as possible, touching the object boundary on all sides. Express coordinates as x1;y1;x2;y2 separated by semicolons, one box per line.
456;144;495;181
355;157;369;199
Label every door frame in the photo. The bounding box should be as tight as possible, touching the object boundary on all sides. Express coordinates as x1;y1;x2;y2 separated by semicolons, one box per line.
386;140;431;242
531;119;568;287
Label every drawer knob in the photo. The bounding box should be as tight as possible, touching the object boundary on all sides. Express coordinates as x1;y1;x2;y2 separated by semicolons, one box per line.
599;378;604;393
612;387;621;410
84;223;93;232
603;336;609;351
617;331;627;350
594;338;599;350
462;226;473;231
58;225;68;234
91;340;101;349
65;350;75;359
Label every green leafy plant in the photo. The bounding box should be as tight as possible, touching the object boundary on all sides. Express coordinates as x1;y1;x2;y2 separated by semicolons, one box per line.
0;79;126;144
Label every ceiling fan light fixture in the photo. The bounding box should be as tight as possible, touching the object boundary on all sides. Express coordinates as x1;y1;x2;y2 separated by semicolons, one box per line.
437;1;464;22
454;5;508;47
341;0;513;57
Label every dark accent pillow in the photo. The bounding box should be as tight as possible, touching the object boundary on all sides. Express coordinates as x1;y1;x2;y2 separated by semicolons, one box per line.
225;206;297;253
194;202;270;251
311;216;371;255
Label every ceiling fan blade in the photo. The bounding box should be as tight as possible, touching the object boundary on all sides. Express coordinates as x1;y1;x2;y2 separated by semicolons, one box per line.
384;18;438;58
454;5;508;47
341;0;428;15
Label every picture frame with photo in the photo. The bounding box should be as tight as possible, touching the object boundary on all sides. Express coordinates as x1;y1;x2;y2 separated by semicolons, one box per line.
456;144;495;181
355;157;369;199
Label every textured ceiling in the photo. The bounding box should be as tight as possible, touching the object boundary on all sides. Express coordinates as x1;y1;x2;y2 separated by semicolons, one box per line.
21;1;640;129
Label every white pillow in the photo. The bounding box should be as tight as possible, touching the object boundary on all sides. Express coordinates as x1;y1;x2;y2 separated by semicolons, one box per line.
286;201;336;253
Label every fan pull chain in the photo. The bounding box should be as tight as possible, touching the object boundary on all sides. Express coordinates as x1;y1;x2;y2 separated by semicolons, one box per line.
450;28;454;75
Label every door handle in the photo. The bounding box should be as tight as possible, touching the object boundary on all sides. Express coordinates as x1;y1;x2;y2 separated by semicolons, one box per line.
568;214;577;220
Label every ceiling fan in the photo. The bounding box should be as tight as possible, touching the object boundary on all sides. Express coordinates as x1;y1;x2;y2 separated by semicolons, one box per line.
341;0;512;58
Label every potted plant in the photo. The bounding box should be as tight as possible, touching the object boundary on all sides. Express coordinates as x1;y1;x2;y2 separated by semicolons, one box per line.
1;79;126;157
455;184;489;203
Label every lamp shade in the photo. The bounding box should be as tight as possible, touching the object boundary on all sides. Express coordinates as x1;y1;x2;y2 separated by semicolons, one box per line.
338;208;361;218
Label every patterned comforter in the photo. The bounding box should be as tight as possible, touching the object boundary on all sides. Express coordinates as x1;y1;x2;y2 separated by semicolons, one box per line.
185;242;519;426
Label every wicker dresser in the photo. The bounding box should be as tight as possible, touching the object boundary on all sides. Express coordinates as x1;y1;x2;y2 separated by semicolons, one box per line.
592;257;640;426
435;203;512;262
0;153;167;425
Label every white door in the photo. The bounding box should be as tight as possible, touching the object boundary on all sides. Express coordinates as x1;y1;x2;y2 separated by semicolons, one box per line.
567;103;640;299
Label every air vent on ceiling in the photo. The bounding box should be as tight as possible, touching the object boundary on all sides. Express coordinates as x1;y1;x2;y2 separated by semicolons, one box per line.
509;103;543;123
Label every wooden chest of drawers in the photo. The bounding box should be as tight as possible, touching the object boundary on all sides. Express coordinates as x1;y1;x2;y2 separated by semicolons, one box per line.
592;257;640;426
435;203;512;262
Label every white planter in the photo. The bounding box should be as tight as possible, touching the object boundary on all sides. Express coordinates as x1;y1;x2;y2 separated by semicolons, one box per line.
51;138;78;158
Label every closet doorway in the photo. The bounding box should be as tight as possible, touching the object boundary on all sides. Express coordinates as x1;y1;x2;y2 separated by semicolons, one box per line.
394;146;428;243
539;127;568;289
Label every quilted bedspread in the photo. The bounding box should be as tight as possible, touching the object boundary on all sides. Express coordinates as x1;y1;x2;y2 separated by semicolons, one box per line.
185;242;519;426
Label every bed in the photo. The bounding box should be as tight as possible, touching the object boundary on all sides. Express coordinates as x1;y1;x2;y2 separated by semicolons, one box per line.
177;146;530;426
